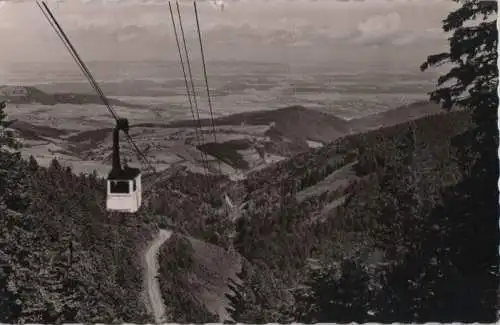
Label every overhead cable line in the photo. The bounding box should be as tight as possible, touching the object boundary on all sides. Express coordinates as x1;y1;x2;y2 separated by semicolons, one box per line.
37;1;156;175
167;2;204;162
194;0;222;176
168;1;210;192
174;1;212;176
39;1;119;120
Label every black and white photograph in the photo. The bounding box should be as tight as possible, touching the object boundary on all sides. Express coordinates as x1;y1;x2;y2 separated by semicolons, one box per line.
0;0;498;323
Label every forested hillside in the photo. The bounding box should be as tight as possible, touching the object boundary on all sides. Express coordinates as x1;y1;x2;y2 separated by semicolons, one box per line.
220;109;478;322
220;0;498;322
0;149;158;322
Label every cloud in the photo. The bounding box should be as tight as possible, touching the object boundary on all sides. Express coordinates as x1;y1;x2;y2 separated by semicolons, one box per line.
347;12;403;46
0;0;457;62
357;12;401;38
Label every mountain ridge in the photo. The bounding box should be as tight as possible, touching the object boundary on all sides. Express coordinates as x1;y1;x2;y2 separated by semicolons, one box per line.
0;85;146;109
6;97;444;179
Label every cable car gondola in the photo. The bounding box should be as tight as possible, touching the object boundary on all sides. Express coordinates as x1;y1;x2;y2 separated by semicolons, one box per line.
37;0;222;215
106;118;142;213
34;1;148;213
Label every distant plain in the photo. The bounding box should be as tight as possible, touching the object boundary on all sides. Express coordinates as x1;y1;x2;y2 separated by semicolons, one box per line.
1;60;441;177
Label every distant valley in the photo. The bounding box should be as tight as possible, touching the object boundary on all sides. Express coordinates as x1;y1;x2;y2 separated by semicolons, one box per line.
2;85;444;179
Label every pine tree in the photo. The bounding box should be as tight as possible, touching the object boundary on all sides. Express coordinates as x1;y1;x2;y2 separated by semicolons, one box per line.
370;126;430;258
0;100;20;150
294;258;373;323
226;263;289;323
0;101;27;211
383;0;500;321
27;155;39;172
0;203;23;322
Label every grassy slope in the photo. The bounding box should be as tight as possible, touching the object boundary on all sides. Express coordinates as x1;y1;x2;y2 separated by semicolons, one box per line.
157;234;243;322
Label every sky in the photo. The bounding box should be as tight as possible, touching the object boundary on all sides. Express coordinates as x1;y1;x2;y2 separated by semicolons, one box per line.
0;0;459;66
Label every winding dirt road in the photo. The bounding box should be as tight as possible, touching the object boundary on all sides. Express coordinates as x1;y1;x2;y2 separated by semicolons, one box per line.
144;229;172;323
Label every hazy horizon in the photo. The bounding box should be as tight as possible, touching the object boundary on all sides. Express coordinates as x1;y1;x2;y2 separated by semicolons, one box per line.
0;0;453;120
1;59;440;121
0;0;456;64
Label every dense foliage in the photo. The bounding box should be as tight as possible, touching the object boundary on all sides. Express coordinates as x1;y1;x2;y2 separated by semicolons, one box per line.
223;1;498;323
0;101;159;322
282;0;498;322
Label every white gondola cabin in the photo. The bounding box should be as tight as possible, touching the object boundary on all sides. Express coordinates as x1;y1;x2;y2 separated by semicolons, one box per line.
106;167;142;213
106;118;143;213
